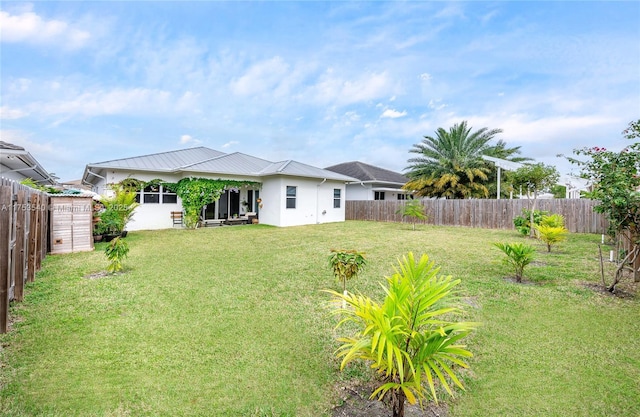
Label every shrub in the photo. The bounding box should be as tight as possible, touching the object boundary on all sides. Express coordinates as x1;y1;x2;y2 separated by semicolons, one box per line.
535;224;569;252
328;249;366;294
513;209;548;236
326;253;478;417
493;242;535;282
105;237;130;273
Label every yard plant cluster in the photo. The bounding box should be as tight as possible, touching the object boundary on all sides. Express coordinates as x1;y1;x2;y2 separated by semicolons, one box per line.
0;221;638;416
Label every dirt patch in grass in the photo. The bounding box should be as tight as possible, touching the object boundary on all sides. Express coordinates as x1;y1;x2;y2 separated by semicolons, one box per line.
579;281;637;299
84;271;125;279
332;382;448;417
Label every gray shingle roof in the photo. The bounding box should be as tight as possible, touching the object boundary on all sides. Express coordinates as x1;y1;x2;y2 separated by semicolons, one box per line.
325;161;408;184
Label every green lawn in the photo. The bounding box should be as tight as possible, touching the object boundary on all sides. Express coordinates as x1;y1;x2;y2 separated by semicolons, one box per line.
1;221;638;416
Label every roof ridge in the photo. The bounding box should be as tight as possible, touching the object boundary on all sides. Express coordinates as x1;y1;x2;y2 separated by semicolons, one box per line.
176;151;228;169
88;146;214;165
276;160;293;172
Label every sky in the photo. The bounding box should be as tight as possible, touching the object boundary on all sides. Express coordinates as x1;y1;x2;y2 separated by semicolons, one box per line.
1;1;639;183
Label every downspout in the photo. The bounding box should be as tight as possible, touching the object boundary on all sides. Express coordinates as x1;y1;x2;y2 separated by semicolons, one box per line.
317;178;327;224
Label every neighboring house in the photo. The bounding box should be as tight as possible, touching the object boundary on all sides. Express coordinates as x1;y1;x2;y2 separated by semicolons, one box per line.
0;141;57;185
324;161;411;201
81;147;357;230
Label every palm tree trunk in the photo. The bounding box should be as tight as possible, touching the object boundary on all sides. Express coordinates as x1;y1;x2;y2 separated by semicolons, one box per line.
392;389;406;417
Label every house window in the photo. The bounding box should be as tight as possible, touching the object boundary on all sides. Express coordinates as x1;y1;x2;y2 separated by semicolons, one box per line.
374;191;385;200
136;184;175;204
397;193;409;200
162;187;177;204
286;186;297;209
333;189;341;208
143;184;160;204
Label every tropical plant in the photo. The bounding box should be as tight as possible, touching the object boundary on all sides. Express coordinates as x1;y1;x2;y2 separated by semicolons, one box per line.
328;249;367;294
104;236;130;273
535;224;569;252
513;208;548;236
99;189;139;236
404;121;503;199
395;199;428;230
510;163;560;237
493;242;536;282
326;253;478;417
539;213;565;228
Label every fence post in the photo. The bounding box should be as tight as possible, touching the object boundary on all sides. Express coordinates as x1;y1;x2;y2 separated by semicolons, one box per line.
0;182;13;333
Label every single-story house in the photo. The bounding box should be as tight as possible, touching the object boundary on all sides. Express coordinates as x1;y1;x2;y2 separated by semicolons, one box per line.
324;161;411;201
81;147;358;230
0;141;57;185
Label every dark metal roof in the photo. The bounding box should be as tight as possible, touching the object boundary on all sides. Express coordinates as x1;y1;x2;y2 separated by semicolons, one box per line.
324;161;408;185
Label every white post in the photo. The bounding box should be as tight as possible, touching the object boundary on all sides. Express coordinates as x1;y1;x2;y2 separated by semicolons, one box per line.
497;167;501;200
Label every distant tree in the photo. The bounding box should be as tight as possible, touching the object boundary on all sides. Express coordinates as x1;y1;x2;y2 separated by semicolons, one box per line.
510;163;560;237
395;199;428;230
404;121;502;198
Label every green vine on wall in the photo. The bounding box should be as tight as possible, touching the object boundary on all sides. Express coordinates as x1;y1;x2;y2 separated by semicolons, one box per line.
114;177;261;229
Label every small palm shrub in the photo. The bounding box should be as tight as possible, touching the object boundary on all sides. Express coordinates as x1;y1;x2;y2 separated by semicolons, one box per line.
539;213;565;228
326;253;479;417
328;249;366;294
395;199;428;230
535;225;569;252
105;236;130;273
493;242;535;282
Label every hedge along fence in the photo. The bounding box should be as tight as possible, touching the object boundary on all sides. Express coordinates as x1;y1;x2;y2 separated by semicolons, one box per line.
346;198;608;234
0;178;49;333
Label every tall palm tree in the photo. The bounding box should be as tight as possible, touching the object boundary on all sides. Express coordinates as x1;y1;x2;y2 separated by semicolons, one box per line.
404;121;502;198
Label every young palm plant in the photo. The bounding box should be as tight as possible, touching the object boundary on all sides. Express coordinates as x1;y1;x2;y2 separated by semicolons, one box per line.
395;199;428;230
493;242;535;282
326;253;479;417
535;225;569;252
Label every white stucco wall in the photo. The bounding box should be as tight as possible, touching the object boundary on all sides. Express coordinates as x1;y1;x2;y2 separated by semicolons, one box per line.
345;183;372;200
259;177;346;227
87;168;346;229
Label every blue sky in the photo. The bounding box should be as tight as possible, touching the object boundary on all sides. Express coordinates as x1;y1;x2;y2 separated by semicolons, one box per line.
1;1;639;182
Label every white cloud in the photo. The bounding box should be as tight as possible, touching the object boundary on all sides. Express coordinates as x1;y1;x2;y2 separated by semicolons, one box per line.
381;109;407;118
310;70;395;106
222;141;239;149
0;10;91;49
180;135;202;145
419;73;432;81
428;99;447;110
230;57;290;96
0;106;28;119
31;87;173;117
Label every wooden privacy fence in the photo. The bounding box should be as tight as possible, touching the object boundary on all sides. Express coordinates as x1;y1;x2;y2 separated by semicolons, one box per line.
346;198;607;234
0;178;49;333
